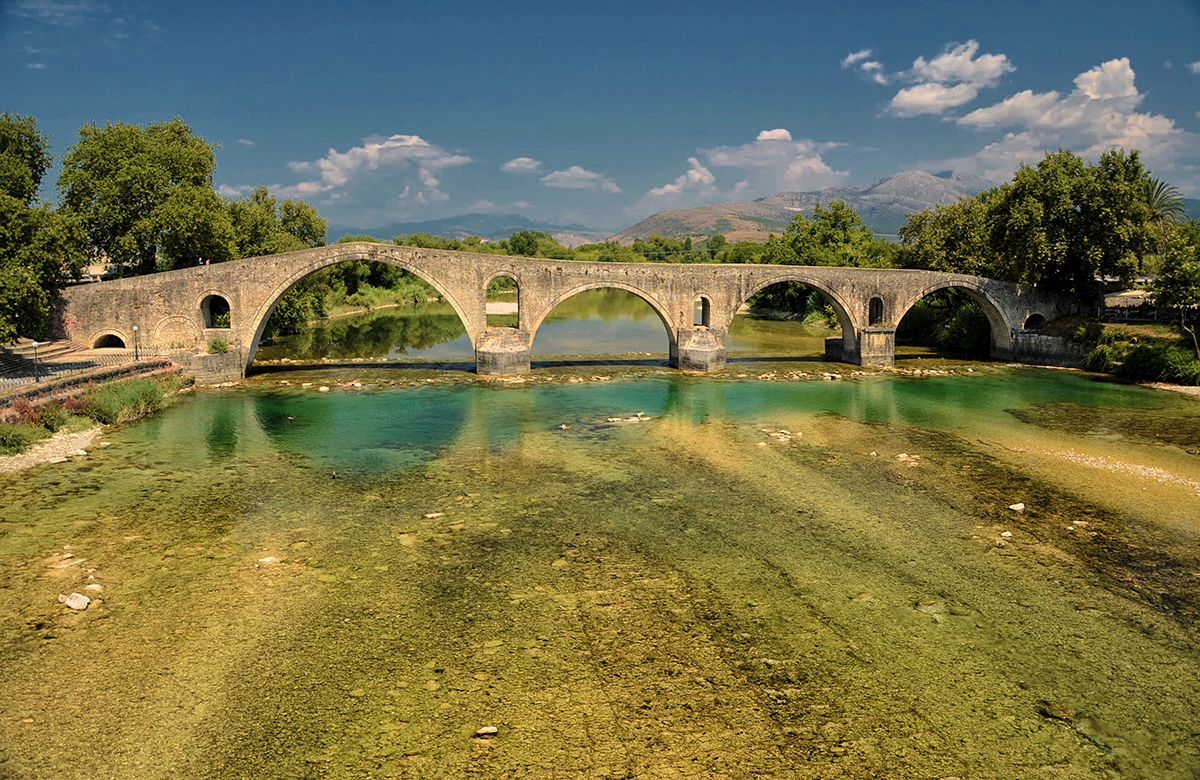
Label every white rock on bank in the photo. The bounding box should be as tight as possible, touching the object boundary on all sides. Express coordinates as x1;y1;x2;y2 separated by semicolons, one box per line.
58;593;91;610
1008;502;1026;512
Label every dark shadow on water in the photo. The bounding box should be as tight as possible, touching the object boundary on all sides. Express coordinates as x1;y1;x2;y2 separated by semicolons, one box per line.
249;360;479;375
727;355;828;364
531;357;669;369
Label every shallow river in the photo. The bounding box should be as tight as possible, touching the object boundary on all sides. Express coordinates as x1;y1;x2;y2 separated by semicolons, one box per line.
2;294;1200;779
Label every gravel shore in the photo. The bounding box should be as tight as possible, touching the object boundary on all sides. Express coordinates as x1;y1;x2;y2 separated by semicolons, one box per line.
0;425;104;474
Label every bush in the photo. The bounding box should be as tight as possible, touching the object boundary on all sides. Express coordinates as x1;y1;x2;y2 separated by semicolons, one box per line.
83;378;165;424
0;422;42;455
36;401;69;432
1115;345;1200;385
208;337;229;355
937;304;992;359
1085;344;1118;373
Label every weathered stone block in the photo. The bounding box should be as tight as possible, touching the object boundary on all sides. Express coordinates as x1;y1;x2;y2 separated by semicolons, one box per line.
475;328;531;375
178;350;245;383
673;328;725;372
857;328;895;367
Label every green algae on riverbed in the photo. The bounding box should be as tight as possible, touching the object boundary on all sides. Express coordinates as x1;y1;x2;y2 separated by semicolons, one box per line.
1;370;1198;779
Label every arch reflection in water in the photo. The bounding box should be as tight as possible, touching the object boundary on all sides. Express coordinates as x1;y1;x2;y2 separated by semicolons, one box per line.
253;388;474;475
532;288;670;359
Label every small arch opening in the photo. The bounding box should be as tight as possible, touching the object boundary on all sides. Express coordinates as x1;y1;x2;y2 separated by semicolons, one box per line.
487;275;519;328
93;334;126;349
202;295;231;328
1023;313;1047;331
869;297;884;326
692;296;711;327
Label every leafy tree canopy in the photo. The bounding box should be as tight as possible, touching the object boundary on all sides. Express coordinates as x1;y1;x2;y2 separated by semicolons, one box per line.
0;114;86;342
57;117;236;273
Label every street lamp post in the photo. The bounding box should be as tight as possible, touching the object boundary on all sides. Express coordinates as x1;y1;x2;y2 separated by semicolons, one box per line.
132;325;139;361
31;340;40;383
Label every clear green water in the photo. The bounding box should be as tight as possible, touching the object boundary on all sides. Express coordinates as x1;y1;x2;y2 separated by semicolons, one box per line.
2;366;1199;779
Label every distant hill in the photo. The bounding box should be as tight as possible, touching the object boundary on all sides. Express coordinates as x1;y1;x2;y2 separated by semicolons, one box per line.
610;170;998;243
1185;198;1200;221
327;213;610;248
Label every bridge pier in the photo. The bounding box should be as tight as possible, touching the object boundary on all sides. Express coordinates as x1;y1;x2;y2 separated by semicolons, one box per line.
856;328;896;367
672;328;726;372
475;328;532;375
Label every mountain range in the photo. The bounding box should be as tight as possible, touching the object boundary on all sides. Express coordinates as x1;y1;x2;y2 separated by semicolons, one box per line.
331;173;1199;248
327;213;610;248
609;170;998;243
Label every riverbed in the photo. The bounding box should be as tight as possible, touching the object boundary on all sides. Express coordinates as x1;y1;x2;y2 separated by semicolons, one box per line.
2;291;1199;778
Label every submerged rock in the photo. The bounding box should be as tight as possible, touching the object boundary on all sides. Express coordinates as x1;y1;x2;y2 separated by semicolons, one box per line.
1008;502;1026;512
473;726;498;739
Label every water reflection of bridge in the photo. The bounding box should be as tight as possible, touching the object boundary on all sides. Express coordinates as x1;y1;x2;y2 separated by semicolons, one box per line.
53;243;1064;381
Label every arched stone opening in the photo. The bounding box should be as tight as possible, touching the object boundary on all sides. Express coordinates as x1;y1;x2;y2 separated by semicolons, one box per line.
93;333;126;349
1023;313;1047;331
486;274;519;328
896;285;1011;361
529;285;675;364
201;294;231;328
244;252;471;373
693;296;712;327
869;297;884;326
727;280;856;362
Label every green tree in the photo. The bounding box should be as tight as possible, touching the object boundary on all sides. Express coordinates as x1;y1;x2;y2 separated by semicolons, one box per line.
1144;177;1187;228
58;117;236;274
897;192;998;276
0;114;86;342
508;230;540;256
227;187;327;258
774;201;893;267
1148;222;1200;359
988;148;1150;302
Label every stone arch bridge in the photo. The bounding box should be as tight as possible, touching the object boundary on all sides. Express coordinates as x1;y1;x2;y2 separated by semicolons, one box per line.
52;242;1064;380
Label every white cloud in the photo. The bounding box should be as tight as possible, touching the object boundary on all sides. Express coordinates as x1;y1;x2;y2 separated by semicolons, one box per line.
236;138;254;146
842;46;890;85
217;184;254;198
889;83;980;117
910;40;1013;87
646;157;717;201
841;49;872;69
274;134;470;200
944;58;1197;182
501;157;541;173
887;40;1014;116
756;128;792;142
1190;61;1200;75
540;165;621;193
26;62;47;69
703;129;848;194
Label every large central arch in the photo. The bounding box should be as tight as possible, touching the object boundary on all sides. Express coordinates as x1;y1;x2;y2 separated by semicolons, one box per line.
527;281;679;352
894;279;1016;357
720;272;859;355
242;247;476;373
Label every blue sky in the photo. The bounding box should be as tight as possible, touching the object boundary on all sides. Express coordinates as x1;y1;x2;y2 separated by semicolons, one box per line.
3;0;1199;231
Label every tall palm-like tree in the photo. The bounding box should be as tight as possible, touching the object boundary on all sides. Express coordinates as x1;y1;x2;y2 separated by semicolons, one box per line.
1144;177;1188;227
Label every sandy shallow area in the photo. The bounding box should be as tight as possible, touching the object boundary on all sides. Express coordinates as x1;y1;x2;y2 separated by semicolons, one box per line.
1149;382;1200;397
0;425;104;474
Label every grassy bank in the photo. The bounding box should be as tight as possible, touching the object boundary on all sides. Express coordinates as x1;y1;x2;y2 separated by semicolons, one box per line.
0;374;191;455
1065;320;1200;385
